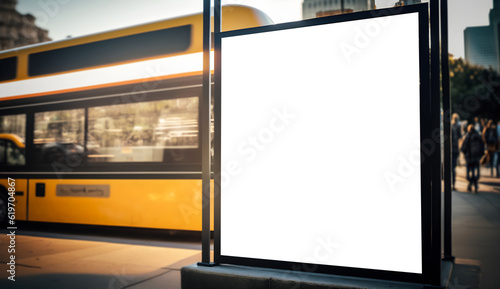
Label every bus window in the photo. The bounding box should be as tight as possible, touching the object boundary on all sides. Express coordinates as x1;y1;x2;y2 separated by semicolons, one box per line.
34;109;85;165
0;114;26;166
0;57;17;82
0;114;26;141
6;141;25;166
87;97;198;163
0;141;5;163
0;140;25;166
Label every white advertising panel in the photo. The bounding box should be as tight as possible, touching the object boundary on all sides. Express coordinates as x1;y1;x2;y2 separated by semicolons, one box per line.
220;11;424;274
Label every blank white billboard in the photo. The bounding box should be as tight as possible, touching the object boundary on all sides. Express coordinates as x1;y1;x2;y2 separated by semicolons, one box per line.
220;11;423;274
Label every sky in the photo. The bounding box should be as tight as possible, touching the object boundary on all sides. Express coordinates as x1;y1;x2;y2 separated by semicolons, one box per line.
15;0;494;59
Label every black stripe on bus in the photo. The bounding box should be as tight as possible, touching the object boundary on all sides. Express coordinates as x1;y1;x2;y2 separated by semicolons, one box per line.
28;25;192;77
0;56;17;81
0;173;205;180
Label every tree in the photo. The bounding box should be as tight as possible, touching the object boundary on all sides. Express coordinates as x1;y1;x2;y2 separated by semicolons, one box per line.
449;57;500;122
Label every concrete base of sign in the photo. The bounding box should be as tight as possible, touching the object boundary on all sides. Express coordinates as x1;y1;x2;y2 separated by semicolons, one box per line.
181;261;456;289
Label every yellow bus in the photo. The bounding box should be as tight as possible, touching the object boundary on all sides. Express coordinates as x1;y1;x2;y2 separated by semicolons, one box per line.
0;5;272;231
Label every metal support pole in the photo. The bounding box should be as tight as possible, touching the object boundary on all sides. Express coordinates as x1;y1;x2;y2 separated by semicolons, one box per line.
341;0;345;14
441;0;455;262
198;0;214;267
213;0;222;265
429;0;443;286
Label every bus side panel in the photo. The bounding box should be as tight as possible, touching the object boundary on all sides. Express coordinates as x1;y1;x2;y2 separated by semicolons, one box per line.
28;179;214;231
0;178;27;221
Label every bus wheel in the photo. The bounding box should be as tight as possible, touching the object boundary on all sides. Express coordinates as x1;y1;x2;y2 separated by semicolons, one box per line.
0;193;7;226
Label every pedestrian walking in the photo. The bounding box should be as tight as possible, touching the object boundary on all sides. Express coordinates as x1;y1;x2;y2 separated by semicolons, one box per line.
473;117;482;136
482;120;499;177
451;113;462;190
461;124;484;193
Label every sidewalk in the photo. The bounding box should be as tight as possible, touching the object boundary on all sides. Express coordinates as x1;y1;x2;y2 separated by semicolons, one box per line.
454;164;500;194
0;233;201;289
452;165;500;289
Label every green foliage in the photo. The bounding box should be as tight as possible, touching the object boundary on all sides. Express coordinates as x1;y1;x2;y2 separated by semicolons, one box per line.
449;57;500;122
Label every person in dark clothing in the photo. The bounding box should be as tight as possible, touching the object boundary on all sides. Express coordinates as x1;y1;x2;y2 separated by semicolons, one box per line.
451;113;462;190
482;120;499;177
461;124;484;193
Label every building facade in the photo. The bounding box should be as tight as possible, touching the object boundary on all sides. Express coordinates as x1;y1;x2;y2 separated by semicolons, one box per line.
302;0;376;19
0;0;51;51
464;0;500;71
464;26;496;71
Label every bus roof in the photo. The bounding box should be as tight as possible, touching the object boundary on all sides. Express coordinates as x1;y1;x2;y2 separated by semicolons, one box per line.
0;5;273;83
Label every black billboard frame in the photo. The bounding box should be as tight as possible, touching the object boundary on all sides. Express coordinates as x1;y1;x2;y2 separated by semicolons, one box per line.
211;3;441;287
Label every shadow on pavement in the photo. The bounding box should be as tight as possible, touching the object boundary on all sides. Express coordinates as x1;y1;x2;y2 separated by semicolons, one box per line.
448;259;481;289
